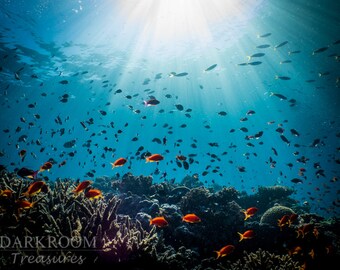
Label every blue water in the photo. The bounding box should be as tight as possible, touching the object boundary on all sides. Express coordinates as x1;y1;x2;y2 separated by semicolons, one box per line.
0;0;339;217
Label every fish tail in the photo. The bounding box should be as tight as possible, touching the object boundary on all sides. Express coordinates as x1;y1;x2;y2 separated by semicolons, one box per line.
247;56;251;61
275;75;279;79
214;251;220;259
149;219;153;225
238;232;244;242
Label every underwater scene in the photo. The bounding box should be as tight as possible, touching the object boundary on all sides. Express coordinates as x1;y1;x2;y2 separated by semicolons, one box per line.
0;0;339;269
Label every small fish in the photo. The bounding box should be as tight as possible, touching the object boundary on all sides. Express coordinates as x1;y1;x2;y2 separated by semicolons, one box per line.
58;160;66;168
175;104;184;111
39;162;53;172
238;230;255;241
17;167;38;179
270;92;287;100
59;80;69;84
257;33;271;38
242;207;258;220
312;46;329;55
150;216;168;227
214;245;235;259
19;149;27;160
144;99;160;106
288;50;301;55
290;129;300;137
72;180;92;195
16;199;36;210
291;178;303;184
256;44;271;49
218;111;227;116
247;53;265;61
85;189;103;200
248;61;262;66
146;154;164;163
0;189;12;198
280;60;292;64
182;213;201;223
176;155;187;161
274;41;288;50
111;158;127;168
175;72;188;77
275;75;291;80
278;214;290;230
204;64;217;72
246;110;255;115
14;72;20;80
280;135;290;145
22;181;47;197
79;121;88;132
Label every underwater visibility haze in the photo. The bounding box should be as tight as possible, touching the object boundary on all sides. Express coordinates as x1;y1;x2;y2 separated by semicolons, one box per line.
0;0;339;269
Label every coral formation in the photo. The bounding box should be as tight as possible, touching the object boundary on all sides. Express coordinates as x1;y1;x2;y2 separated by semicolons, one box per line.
260;205;295;226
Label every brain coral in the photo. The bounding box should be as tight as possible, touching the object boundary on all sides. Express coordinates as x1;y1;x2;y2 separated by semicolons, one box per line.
260;205;295;226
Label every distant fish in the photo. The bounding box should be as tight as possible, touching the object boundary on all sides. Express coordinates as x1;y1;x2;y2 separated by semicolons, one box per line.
14;72;20;80
312;46;329;55
218;111;227;116
291;178;303;184
59;80;69;84
274;41;288;50
175;104;184;111
257;33;271;38
280;60;292;64
144;99;160;106
288;50;301;55
17;167;38;179
247;53;265;61
204;64;217;72
256;44;271;49
248;61;262;66
275;75;291;80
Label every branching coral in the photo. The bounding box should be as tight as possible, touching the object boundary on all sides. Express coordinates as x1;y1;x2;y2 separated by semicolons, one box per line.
221;248;301;270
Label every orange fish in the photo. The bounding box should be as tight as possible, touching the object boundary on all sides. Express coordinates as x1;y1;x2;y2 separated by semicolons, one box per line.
288;213;298;226
16;199;36;210
150;216;168;227
296;224;313;238
22;181;47;197
278;214;290;230
85;189;103;200
214;245;235;259
0;189;12;198
176;155;187;162
146;154;164;163
182;213;201;223
39;162;53;172
111;158;127;168
242;207;258;220
288;246;303;256
72;180;92;195
238;230;255;241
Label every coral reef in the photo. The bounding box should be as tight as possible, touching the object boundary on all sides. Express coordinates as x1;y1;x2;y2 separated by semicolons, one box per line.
222;248;301;270
0;170;338;270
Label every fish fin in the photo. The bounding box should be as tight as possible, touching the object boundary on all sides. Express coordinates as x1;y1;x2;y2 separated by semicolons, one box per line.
238;232;243;242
